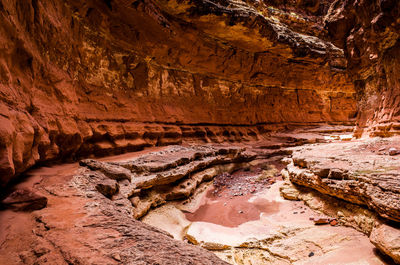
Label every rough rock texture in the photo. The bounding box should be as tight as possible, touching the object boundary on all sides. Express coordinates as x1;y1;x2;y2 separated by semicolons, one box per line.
0;168;230;265
0;133;392;265
287;137;400;222
0;0;356;186
1;188;47;211
281;171;400;264
285;137;400;262
324;0;400;136
147;180;387;265
370;223;400;264
79;145;255;218
280;171;380;235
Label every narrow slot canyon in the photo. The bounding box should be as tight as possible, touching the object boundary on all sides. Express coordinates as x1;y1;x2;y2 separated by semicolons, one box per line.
0;0;399;264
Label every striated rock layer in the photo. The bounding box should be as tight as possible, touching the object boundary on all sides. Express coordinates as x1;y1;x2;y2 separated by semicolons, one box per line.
324;0;400;136
280;174;400;264
79;145;255;219
0;0;356;186
0;159;230;265
285;137;400;263
287;138;400;222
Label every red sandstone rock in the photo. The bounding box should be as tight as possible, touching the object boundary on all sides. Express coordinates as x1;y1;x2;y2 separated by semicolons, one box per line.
330;219;338;226
2;189;47;211
0;0;356;186
288;138;400;223
80;145;255;218
370;223;400;263
0;136;393;264
389;147;399;156
310;216;330;225
1;0;399;264
95;179;120;199
325;0;400;137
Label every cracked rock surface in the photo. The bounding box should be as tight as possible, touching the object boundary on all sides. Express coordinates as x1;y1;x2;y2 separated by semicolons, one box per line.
286;136;400;263
0;133;395;265
79;145;255;219
287;137;400;222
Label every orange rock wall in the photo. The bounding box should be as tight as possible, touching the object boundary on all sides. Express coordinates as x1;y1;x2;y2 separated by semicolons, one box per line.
0;0;356;185
324;0;400;137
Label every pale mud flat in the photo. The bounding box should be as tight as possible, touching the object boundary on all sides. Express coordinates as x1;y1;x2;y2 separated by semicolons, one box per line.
143;180;389;265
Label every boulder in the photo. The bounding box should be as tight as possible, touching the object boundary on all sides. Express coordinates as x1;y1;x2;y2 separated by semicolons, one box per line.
2;189;47;211
370;223;400;263
95;179;120;199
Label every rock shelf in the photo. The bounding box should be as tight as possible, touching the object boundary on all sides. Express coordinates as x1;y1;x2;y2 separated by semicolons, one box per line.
285;137;400;263
79;145;255;219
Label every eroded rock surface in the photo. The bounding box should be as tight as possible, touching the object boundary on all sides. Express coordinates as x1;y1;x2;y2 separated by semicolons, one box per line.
287;137;400;222
0;0;356;186
1;133;397;265
1;189;47;211
79;145;255;218
1;147;233;265
324;0;400;136
144;174;387;265
286;137;400;263
370;223;400;264
281;177;400;264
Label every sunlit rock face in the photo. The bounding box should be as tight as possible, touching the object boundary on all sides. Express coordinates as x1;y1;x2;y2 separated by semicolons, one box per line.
0;0;356;186
324;0;400;137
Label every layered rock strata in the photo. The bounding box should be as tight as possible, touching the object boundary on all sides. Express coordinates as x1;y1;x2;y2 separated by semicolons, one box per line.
185;184;385;265
287;138;400;222
0;0;356;186
324;0;400;136
0;168;230;265
79;145;255;218
138;145;387;265
280;177;400;263
1;132;393;264
285;137;400;262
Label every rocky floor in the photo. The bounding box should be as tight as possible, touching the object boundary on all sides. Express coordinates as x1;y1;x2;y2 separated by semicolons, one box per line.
0;128;398;264
0;148;229;265
144;167;390;265
283;136;400;263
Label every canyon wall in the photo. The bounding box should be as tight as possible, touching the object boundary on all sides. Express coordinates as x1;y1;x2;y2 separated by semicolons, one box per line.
0;0;356;186
324;0;399;137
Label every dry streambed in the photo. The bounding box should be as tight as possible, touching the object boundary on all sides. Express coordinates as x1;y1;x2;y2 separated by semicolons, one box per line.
143;166;387;265
0;138;397;264
76;143;391;264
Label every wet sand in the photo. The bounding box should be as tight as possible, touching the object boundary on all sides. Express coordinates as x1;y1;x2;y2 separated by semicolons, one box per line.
180;181;390;265
185;165;284;227
185;188;281;227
